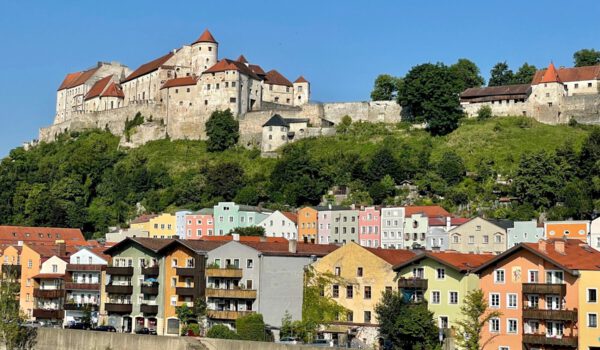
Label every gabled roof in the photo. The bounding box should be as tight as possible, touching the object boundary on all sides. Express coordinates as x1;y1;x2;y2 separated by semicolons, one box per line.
200;236;288;243
0;226;86;246
192;29;217;45
161;76;198;89
189;208;214;215
460;84;531;102
101;82;124;98
239;241;338;257
249;64;266;76
58;72;84;91
405;206;450;218
237;204;273;213
364;246;416;266
58;66;101;91
262;114;289;128
294;76;308;83
84;76;113;100
203;59;261;80
130;214;159;225
393;251;494;272
264;70;293;87
103;237;175;255
282;212;298;224
532;64;600;85
122;52;174;83
236;55;248;64
540;63;561;83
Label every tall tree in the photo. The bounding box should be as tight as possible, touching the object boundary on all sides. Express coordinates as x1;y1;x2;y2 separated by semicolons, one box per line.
205;109;239;152
436;151;466;186
371;74;401;101
512;63;537;84
450;58;485;90
0;272;37;350
204;161;245;201
454;289;502;350
573;48;600;67
512;151;565;210
488;62;514;86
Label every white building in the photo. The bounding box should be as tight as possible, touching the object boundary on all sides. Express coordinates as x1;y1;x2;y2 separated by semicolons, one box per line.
380;207;405;249
258;211;297;240
589;217;600;250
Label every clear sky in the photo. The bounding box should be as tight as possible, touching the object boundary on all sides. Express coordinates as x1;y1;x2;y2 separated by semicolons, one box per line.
0;0;599;156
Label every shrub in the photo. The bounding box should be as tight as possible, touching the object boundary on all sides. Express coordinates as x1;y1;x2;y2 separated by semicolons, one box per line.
206;324;239;339
476;105;493;121
235;313;266;341
182;323;200;336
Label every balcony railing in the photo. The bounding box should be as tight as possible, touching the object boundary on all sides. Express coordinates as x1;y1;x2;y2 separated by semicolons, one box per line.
33;309;63;319
141;266;159;276
66;264;104;272
65;282;100;291
106;266;134;276
105;303;132;314
523;308;578;322
175;287;196;296
140;304;158;314
105;284;133;294
176;267;196;277
207;310;254;320
523;334;577;347
63;303;99;311
141;284;159;295
206;288;257;299
205;268;243;278
33;289;65;299
522;283;566;295
397;278;428;290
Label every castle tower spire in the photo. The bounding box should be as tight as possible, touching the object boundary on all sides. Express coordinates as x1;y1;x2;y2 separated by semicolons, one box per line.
191;29;218;75
541;62;561;83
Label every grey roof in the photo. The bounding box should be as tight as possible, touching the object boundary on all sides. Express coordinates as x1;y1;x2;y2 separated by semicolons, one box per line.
190;208;214;215
262;114;309;128
238;205;273;214
487;219;514;230
314;205;353;212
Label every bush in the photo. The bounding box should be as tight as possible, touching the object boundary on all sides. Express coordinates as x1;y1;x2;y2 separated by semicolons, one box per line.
206;324;239;339
476;105;493;121
235;313;266;341
182;323;200;336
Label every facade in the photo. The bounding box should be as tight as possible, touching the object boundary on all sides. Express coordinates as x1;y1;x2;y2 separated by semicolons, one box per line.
130;213;177;238
591;217;600;250
184;209;214;239
425;217;467;251
261;114;310;153
358;207;380;248
447;217;508;254
317;207;359;245
544;220;589;241
175;210;192;239
212;202;272;236
32;255;68;325
380;207;405;249
258;211;297;239
403;214;429;249
507;220;544;248
298;207;318;243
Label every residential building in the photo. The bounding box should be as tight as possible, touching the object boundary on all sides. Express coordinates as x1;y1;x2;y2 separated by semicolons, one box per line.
184;209;214;240
130;213;177;238
544;220;589;241
380;207;405;249
358;207;380;248
32;255;67;325
0;225;85;250
317;206;359;245
105;227;149;243
425;217;468;251
261;114;310;153
212;202;272;236
591;217;600;251
175;210;192;239
448;217;508;254
310;242;415;347
507;220;544;248
298;207;318;243
258;210;297;239
403;206;451;250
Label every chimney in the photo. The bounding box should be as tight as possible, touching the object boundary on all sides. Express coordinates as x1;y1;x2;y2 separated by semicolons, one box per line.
232;233;240;242
538;239;547;253
554;240;565;255
446;216;451;231
288;239;298;254
56;240;66;257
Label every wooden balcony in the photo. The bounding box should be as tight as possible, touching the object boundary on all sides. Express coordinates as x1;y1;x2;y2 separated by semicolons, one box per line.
205;268;243;278
523;283;566;295
33;309;63;319
523;308;577;322
523;334;577;347
397;278;428;290
66;264;104;272
141;284;159;295
63;303;99;311
33;289;65;299
176;267;196;277
65;282;100;291
105;303;132;314
141;266;159;276
105;284;133;294
140;304;158;314
175;287;196;297
106;266;133;276
207;310;254;320
206;288;257;299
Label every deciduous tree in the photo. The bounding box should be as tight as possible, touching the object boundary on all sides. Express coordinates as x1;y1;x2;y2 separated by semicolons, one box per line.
205;109;239;152
455;289;501;350
371;74;401;101
488;62;514;87
573;48;600;67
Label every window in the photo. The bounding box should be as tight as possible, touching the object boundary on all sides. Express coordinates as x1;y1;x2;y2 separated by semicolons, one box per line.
507;293;517;309
588;313;598;328
452;235;460;244
494;234;503;243
483;235;489;244
332;285;339;298
546;270;564;284
334;267;341;276
574;83;579;89
431;291;441;304
346;311;353;322
449;291;458;305
507;319;518;334
172;258;178;267
529;270;539;283
494;269;505;283
247;259;254;269
28;259;32;268
52;264;58;273
364;286;371;299
357;267;363;277
364;311;371;323
489;318;500;333
171;277;176;287
346;285;353;299
588;82;593;88
468;235;475;244
170;296;177;306
490;293;500;308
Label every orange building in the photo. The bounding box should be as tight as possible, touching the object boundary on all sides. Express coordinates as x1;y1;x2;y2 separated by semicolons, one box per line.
297;207;318;243
544;221;589;241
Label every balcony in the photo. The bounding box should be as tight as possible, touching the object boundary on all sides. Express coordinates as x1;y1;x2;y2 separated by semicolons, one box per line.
2;264;21;276
141;284;159;295
523;334;577;347
523;283;566;295
33;289;65;299
397;278;428;290
33;309;63;319
207;310;254;320
105;303;132;314
106;266;134;276
65;282;100;291
66;264;104;272
140;304;158;314
141;266;159;276
523;308;578;322
64;303;99;311
105;284;133;294
206;268;243;278
206;288;257;299
176;267;196;277
175;287;196;297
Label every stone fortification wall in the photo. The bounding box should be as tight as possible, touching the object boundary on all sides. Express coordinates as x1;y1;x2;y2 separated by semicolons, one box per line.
561;94;600;125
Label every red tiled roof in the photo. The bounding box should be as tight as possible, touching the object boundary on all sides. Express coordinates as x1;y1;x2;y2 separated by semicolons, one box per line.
58;67;101;91
532;64;600;85
122;52;174;83
540;63;561;83
249;64;266;76
394;251;493;272
101;82;124;98
27;243;78;258
84;76;112;101
404;206;450;218
88;247;111;262
200;236;288;243
0;226;86;246
294;76;308;83
264;70;293;87
160;76;198;89
282;212;298;224
58;72;83;91
240;241;339;257
204;59;261;80
365;247;416;266
192;29;217;45
236;55;248;64
32;273;64;279
130;214;159;225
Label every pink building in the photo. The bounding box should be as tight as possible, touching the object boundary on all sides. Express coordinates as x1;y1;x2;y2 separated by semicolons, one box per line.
184;208;214;239
358;206;381;248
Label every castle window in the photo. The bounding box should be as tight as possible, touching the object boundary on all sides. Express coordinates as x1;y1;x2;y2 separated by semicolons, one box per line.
208;47;212;51
186;88;190;93
179;101;183;106
206;58;209;63
189;103;192;106
589;83;593;88
175;89;178;94
186;73;190;77
286;87;290;93
225;82;229;88
546;93;550;97
207;84;210;90
230;97;236;103
268;135;272;140
232;82;236;87
216;83;220;89
198;47;201;51
204;100;208;105
298;86;303;92
548;102;553;107
574;83;579;89
274;97;279;102
269;85;273;91
286;99;291;104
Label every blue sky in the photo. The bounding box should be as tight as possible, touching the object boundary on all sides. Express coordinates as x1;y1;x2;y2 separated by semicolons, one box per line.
0;0;599;156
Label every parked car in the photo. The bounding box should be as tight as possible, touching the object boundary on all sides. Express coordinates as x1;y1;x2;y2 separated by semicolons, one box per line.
22;321;41;328
94;325;117;332
279;337;302;344
311;339;335;347
66;322;91;330
135;327;157;335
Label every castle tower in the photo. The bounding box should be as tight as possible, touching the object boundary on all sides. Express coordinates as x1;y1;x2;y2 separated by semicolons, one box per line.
531;62;566;123
191;29;218;76
236;54;249;66
293;76;310;106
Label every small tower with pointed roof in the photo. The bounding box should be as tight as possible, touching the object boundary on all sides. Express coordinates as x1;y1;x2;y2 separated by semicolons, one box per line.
191;29;218;76
531;62;566;111
293;76;310;106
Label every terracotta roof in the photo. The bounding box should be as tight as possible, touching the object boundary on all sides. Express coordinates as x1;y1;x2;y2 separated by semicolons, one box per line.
204;59;261;80
58;66;101;91
84;76;112;100
393;251;494;272
236;55;248;64
0;226;86;246
532;64;600;85
249;64;266;76
540;63;561;83
192;29;217;45
130;214;159;225
364;247;416;266
122;52;174;83
88;247;111;262
460;84;531;102
27;243;79;258
294;76;308;83
264;70;293;87
58;72;84;91
282;212;298;224
404;206;450;218
200;236;288;243
32;273;64;279
240;241;339;257
160;76;198;89
101;82;124;98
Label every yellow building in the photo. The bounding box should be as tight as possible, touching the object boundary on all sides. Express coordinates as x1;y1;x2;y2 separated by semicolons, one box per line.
578;270;600;349
131;213;177;238
298;207;318;243
311;242;415;346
